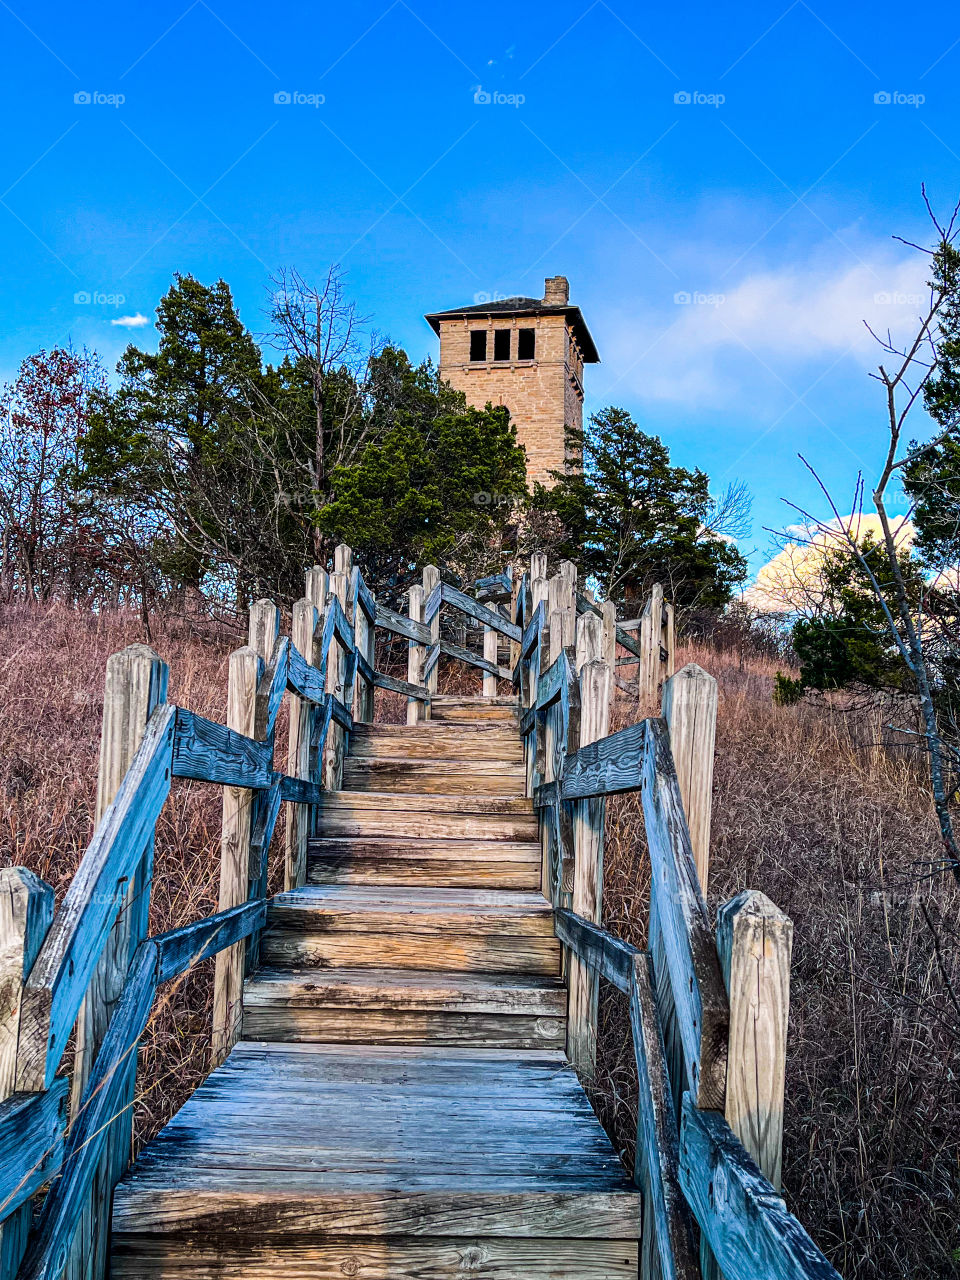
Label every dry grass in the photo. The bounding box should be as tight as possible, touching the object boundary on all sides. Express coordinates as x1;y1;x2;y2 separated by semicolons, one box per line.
596;640;960;1280
3;605;958;1276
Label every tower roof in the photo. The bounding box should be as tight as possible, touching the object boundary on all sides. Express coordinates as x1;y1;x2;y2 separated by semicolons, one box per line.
425;279;600;363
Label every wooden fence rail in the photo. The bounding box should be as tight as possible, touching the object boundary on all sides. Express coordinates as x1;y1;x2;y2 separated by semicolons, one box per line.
0;552;840;1280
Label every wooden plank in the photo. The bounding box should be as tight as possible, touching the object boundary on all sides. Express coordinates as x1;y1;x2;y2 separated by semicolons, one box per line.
561;721;645;800
374;670;431;700
0;1080;68;1222
0;867;55;1280
422;567;441;711
172;708;272;789
518;600;545;664
405;586;426;725
19;943;158;1280
279;775;324;806
662;664;717;894
717;891;793;1190
440;637;511;681
554;910;638;995
378;599;430;640
678;1098;841;1280
354;568;377;623
212;646;261;1066
440;582;522;642
567;649;611;1078
286;599;318;892
641;718;728;1112
536;649;575;712
423;576;442;628
16;705;175;1093
483;623;499;695
69;645;167;1280
256;636;290;741
355;651;375;687
286;635;326;705
472;569;512;600
155;903;268;983
629;955;699;1280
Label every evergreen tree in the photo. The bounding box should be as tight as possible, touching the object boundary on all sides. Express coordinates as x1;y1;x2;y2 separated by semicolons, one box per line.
529;407;746;610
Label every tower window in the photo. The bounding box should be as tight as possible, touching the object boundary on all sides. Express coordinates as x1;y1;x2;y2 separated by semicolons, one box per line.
469;330;487;362
493;329;511;361
517;328;535;360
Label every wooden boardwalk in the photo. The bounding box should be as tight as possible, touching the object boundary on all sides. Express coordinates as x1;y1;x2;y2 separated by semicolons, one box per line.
110;696;643;1277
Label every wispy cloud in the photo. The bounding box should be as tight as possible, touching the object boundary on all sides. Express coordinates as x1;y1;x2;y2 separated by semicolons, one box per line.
111;313;151;328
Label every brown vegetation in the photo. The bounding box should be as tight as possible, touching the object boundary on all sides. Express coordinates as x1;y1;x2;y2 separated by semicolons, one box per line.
1;604;958;1277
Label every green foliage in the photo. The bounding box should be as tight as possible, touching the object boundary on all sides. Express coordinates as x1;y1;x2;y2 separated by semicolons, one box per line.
788;538;917;694
318;355;528;592
773;672;804;705
529;407;747;610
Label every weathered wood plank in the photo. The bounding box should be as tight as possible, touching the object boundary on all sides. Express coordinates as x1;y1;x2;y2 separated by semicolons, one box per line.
0;866;54;1279
554;910;638;995
172;708;272;789
642;718;728;1112
0;1079;68;1222
279;774;324;806
717;891;793;1191
536;649;575;713
439;637;512;681
405;585;426;725
286;635;326;706
19;943;158;1280
16;704;175;1092
441;582;522;641
629;955;699;1280
256;636;290;741
212;646;261;1066
373;670;431;700
678;1098;840;1280
286;600;318;893
561;721;645;800
354;568;377;624
376;602;431;646
662;664;717;894
155;903;268;983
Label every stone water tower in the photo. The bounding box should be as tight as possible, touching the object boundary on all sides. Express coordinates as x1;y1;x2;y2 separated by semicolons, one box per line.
425;275;600;486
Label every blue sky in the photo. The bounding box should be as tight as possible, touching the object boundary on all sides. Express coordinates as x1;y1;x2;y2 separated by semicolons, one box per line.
2;0;959;573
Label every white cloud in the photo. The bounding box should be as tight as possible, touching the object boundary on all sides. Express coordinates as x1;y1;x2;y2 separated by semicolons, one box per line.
601;245;928;411
111;313;150;328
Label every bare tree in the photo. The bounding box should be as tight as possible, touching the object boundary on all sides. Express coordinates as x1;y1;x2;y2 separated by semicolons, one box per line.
787;195;960;881
269;266;379;557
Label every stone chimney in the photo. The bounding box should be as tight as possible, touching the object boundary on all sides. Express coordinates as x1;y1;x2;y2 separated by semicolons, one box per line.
543;275;569;305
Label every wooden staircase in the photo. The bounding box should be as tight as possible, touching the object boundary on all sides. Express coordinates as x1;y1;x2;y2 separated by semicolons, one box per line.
110;694;642;1277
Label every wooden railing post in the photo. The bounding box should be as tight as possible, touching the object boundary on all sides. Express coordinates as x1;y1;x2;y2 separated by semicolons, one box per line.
661;663;718;895
639;583;665;706
423;565;440;714
352;572;376;723
324;572;350;789
286;597;318;891
0;867;55;1280
567;611;612;1076
334;543;354;615
212;644;262;1066
406;585;425;725
482;622;498;697
68;644;167;1280
717;891;793;1190
548;560;577;664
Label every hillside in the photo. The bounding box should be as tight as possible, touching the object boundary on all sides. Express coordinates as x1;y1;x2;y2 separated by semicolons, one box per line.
1;603;957;1279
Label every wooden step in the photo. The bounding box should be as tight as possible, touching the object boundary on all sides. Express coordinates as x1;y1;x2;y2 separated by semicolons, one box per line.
112;1044;640;1278
308;836;540;889
349;722;524;762
315;791;538;841
260;886;561;974
429;696;519;723
242;967;567;1048
342;756;526;795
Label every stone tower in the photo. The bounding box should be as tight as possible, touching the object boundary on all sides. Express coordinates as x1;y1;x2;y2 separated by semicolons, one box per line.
425;275;600;486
